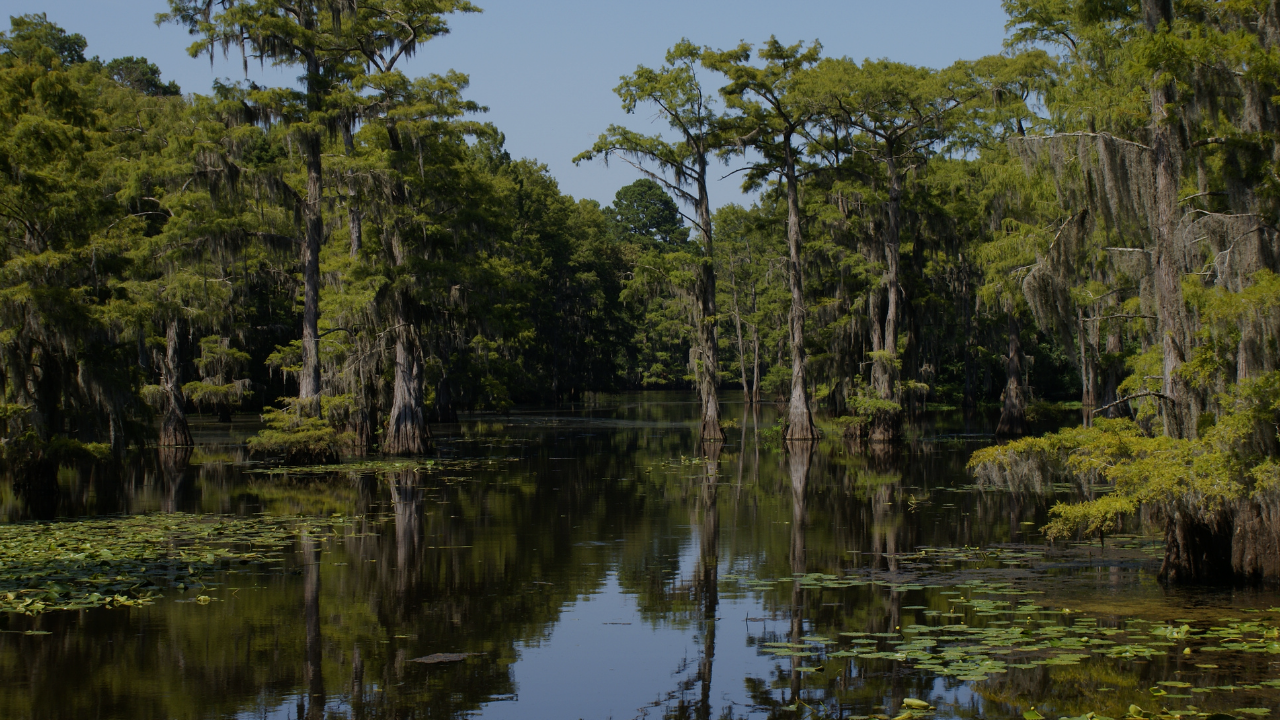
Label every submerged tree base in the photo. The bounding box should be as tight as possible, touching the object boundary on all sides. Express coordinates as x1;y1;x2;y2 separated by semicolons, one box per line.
1161;496;1280;583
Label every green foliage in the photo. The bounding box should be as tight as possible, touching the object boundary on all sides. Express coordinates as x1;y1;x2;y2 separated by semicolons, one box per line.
104;56;180;96
971;372;1280;539
247;396;356;465
184;337;252;412
608;178;690;248
0;401;111;472
0;13;87;65
609;180;694;388
0;512;351;614
843;396;903;429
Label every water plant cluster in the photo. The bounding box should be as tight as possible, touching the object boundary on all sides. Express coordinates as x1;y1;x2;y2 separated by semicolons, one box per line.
0;512;350;614
725;533;1280;720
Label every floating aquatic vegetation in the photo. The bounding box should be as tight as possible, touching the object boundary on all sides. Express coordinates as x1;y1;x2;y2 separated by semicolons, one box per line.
734;542;1280;716
408;653;482;664
249;458;440;474
0;513;352;615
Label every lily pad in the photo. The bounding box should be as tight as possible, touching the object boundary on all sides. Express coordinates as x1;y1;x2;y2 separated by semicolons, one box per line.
408;652;481;664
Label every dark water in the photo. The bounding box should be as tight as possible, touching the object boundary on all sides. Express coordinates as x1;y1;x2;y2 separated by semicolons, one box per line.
1;393;1278;720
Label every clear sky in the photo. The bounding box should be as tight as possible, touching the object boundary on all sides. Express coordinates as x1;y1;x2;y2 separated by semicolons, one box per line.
8;0;1012;210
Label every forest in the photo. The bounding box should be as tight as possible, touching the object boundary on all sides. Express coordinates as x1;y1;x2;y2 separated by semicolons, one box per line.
3;1;1280;582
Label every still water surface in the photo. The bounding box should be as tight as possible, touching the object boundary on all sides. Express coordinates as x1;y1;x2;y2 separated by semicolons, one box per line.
1;394;1278;720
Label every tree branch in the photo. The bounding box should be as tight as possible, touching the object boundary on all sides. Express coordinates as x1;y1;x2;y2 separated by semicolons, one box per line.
1091;391;1170;416
1082;314;1155;322
1189;137;1228;149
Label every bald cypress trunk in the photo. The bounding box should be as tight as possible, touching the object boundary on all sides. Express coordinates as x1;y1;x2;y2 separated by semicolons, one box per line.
378;117;429;454
869;156;905;441
383;323;429;455
751;293;762;403
734;310;749;402
1079;311;1099;426
996;316;1027;437
782;134;818;441
159;320;192;447
1159;496;1280;583
728;267;751;404
1101;326;1124;419
1144;0;1199;439
343;119;362;259
693;165;724;442
298;37;324;405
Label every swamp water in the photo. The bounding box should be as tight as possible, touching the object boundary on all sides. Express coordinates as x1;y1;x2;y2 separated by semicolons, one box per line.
1;393;1278;720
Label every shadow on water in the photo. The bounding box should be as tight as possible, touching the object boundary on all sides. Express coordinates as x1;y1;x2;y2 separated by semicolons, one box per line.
0;392;1278;720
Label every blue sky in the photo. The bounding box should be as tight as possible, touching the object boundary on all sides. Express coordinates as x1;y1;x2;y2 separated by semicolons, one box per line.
9;0;1011;210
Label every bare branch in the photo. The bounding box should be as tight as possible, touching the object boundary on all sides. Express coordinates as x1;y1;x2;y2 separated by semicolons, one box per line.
1091;391;1171;416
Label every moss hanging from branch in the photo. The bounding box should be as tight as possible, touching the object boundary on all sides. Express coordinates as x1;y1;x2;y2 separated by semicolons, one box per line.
1010;133;1159;236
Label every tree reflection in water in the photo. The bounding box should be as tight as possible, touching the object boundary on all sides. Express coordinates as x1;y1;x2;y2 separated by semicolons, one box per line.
302;531;324;720
787;440;815;712
695;441;720;720
0;397;1278;720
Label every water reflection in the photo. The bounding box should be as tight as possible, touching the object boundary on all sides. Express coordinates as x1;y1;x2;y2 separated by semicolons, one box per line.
158;445;193;513
302;531;324;720
695;442;720;720
788;440;814;711
0;395;1277;720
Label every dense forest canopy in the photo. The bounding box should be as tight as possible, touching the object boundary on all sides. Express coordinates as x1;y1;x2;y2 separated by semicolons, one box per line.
3;2;1280;578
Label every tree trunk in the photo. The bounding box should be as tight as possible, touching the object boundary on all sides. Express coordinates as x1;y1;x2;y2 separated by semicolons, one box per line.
996;315;1027;436
1079;310;1098;426
782;136;818;440
730;273;750;402
433;371;457;423
343;119;362;258
693;166;724;441
298;47;324;405
1237;314;1262;382
1160;495;1280;583
1144;0;1198;439
962;276;974;408
869;157;905;441
159;319;192;447
1102;326;1124;418
384;329;429;455
751;289;761;404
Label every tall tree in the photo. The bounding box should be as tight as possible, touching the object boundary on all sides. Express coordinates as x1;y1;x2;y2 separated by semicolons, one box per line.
707;38;823;440
608;179;693;390
1141;0;1197;439
0;16;146;454
801;58;978;439
713;203;780;404
161;0;478;410
366;71;481;453
577;40;730;442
